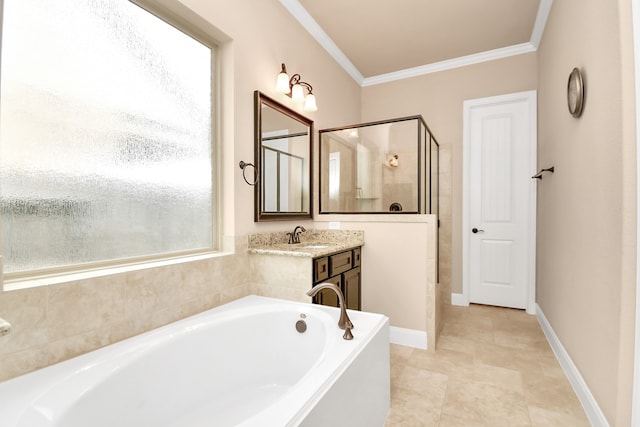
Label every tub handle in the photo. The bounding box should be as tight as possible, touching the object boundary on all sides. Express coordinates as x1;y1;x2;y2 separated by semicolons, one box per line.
343;327;353;340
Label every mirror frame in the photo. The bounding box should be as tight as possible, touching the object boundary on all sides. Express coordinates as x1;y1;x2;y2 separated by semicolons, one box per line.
254;90;313;222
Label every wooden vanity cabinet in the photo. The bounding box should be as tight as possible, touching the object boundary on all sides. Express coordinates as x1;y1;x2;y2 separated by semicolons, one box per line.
342;267;361;310
312;247;361;310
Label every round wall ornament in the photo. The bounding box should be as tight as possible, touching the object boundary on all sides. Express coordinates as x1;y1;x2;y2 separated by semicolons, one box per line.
567;67;584;118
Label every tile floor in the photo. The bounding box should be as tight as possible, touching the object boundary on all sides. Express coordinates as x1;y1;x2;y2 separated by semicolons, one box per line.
384;303;590;426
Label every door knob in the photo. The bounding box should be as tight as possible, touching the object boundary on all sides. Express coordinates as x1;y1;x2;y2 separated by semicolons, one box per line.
472;228;485;233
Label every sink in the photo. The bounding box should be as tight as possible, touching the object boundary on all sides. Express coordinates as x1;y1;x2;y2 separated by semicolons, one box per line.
298;242;337;249
269;242;339;250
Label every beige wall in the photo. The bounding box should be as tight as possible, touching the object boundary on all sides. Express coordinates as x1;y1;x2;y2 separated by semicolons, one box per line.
536;0;636;425
0;0;362;381
360;53;538;301
176;0;362;237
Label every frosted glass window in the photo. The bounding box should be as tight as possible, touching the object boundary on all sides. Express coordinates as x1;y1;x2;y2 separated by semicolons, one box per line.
0;0;215;275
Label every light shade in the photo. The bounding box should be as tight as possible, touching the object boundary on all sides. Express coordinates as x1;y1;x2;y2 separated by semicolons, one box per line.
275;71;290;94
291;83;305;102
304;93;317;112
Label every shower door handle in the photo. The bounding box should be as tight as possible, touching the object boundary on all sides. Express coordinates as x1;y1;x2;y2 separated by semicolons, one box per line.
472;228;485;234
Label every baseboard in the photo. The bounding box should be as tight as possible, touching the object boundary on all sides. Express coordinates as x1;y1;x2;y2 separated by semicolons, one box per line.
536;304;609;427
389;326;427;350
451;293;469;306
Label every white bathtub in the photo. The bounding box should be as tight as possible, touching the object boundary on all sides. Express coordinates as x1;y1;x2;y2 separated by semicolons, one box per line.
0;295;390;427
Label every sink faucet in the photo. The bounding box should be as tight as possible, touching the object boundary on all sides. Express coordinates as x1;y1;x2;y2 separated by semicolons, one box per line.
287;225;306;244
306;283;354;340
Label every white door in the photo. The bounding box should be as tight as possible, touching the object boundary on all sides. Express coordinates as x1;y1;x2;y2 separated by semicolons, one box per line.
463;91;537;312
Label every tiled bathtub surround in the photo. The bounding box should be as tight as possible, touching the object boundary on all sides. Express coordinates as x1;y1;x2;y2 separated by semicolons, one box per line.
0;237;252;382
0;231;365;382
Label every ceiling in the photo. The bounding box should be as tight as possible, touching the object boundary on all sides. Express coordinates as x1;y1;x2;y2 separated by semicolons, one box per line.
278;0;552;86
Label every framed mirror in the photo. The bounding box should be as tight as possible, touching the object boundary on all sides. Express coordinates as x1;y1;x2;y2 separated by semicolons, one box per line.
254;91;313;221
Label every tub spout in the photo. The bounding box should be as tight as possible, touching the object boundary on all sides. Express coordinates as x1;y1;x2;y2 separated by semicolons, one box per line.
306;283;354;340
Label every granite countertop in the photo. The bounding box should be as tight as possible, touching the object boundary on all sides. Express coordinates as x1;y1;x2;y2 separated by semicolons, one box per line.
247;229;364;258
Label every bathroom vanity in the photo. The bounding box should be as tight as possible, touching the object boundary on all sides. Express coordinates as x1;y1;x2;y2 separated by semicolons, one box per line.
247;230;364;309
312;247;361;310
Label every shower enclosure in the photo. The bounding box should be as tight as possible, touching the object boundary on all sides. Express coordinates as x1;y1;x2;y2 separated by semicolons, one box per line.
319;115;439;214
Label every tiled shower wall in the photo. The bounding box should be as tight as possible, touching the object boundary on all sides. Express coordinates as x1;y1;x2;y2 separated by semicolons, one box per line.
0;237;252;382
437;144;452;316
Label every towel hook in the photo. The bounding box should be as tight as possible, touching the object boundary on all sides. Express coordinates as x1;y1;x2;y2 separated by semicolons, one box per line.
239;161;259;186
532;166;555;180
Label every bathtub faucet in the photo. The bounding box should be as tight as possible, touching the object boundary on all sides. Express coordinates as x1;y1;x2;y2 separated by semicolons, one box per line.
288;225;306;244
306;283;354;340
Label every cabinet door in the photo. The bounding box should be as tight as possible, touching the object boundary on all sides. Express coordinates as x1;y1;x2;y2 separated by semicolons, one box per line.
330;250;353;276
314;256;329;282
342;266;361;310
315;275;341;308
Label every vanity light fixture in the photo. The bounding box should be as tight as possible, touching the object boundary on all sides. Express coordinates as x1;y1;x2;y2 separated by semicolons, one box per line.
275;63;318;112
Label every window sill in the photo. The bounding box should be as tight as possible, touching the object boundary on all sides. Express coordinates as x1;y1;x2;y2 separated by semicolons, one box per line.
2;250;233;292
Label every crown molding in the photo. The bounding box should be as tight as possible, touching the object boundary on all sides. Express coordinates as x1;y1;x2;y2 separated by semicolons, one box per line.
277;0;365;85
530;0;553;48
279;0;552;87
362;43;537;86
